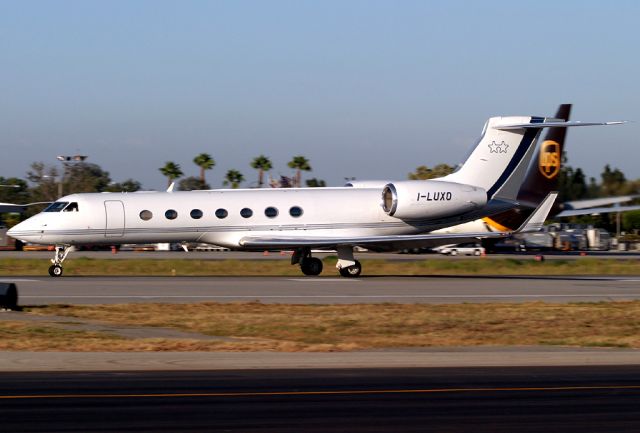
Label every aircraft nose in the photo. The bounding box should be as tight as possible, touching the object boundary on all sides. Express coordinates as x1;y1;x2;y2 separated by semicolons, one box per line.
7;219;41;242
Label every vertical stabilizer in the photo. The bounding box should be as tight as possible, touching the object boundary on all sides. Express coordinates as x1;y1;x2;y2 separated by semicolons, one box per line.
517;104;571;206
438;116;545;201
483;104;571;231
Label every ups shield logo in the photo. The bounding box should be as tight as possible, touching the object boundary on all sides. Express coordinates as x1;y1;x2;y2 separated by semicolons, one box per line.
539;140;560;179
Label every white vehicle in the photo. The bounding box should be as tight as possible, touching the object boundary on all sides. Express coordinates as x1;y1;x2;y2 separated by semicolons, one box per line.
11;110;612;278
436;243;485;256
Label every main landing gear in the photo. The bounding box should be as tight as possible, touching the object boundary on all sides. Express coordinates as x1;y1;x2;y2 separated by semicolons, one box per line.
291;246;362;278
48;245;73;277
292;248;323;276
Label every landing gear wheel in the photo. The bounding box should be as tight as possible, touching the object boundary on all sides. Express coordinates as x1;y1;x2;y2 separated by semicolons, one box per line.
339;260;362;278
301;257;323;276
48;265;63;277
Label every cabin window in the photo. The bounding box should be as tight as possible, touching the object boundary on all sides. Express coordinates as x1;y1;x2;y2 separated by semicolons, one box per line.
43;202;68;212
190;209;203;219
139;210;153;221
215;208;228;219
165;209;178;220
63;202;79;212
289;206;303;217
264;207;278;218
240;208;253;218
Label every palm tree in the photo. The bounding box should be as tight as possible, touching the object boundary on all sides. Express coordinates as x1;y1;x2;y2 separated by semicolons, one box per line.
193;153;216;185
287;156;311;187
250;155;272;188
223;169;245;189
159;162;183;188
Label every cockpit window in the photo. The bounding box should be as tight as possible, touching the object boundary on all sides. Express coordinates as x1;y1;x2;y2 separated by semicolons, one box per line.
63;202;79;212
43;202;69;212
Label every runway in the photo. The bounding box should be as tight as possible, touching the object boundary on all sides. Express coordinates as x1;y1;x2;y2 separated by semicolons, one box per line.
2;366;640;432
5;275;640;304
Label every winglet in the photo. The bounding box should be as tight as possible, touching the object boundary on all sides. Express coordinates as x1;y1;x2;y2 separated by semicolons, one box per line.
513;192;558;233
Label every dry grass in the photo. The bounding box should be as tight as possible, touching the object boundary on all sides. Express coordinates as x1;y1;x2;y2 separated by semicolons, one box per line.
21;301;640;351
1;256;639;276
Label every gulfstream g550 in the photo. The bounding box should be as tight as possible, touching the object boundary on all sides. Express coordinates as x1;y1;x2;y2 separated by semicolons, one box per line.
9;113;621;277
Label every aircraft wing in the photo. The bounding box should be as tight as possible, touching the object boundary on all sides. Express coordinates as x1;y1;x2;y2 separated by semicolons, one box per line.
240;193;557;250
0;202;51;213
556;204;640;218
0;202;27;213
564;195;640;210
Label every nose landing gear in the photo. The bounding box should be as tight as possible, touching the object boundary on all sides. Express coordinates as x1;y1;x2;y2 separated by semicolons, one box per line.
48;245;73;277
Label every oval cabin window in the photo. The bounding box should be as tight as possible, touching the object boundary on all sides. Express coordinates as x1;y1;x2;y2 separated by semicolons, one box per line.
165;209;178;220
265;207;278;218
289;206;303;217
139;210;153;221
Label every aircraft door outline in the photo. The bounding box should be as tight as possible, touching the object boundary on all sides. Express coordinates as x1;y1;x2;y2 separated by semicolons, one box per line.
104;200;125;237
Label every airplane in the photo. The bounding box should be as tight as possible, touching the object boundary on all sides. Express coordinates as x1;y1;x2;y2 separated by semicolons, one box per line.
8;112;621;277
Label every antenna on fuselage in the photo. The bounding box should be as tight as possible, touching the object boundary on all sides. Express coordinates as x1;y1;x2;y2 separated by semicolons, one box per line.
166;182;175;192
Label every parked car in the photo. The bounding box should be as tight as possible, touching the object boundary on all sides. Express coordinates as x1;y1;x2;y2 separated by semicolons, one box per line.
435;243;485;256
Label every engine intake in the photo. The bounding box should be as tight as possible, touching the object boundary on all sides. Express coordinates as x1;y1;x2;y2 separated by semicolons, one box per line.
381;180;487;220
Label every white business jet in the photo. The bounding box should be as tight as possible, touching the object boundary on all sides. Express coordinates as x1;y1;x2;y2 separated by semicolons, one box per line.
9;114;619;277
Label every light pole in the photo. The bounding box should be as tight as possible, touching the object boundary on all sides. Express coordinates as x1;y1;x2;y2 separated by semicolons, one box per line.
56;155;87;197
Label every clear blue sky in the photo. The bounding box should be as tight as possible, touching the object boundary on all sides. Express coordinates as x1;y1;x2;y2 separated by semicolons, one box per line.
1;0;638;189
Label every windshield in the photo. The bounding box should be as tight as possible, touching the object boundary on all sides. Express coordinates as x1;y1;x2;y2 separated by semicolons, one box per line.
43;202;69;212
63;202;79;212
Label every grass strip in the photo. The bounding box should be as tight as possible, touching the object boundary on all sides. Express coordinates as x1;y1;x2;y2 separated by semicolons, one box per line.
17;301;640;351
1;257;639;276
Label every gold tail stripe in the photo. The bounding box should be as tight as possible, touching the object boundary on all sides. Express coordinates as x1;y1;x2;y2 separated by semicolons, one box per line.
482;217;512;233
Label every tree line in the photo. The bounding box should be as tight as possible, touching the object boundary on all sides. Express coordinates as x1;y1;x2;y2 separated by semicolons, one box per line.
159;153;322;190
0;153;325;219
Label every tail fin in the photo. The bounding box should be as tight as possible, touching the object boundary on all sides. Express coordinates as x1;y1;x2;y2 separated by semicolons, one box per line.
479;104;624;231
439;116;546;201
517;104;571;207
481;105;571;232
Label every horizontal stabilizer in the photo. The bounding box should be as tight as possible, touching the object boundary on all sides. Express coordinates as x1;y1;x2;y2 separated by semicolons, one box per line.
496;120;625;130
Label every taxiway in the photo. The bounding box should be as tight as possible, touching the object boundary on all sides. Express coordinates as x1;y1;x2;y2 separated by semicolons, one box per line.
2;366;640;432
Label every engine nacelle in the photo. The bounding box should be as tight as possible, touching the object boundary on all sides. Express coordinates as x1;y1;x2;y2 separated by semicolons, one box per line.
345;180;392;188
381;180;487;220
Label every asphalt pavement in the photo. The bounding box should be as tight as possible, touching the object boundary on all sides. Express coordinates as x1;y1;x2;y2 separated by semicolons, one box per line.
3;275;640;305
2;366;640;432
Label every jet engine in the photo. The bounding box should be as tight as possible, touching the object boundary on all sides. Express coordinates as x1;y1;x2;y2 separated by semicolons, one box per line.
381;180;487;220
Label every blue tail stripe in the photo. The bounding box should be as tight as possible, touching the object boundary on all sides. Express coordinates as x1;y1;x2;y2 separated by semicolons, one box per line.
486;117;543;198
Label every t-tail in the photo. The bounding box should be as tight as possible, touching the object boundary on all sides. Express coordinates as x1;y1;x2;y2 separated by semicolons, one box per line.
437;106;623;231
438;116;552;202
483;104;571;231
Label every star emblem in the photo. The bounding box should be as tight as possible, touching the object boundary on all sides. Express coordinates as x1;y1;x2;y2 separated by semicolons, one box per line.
488;141;509;153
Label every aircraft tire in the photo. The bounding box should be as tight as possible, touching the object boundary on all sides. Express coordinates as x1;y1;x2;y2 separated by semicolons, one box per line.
301;258;323;276
339;260;362;278
48;265;63;277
